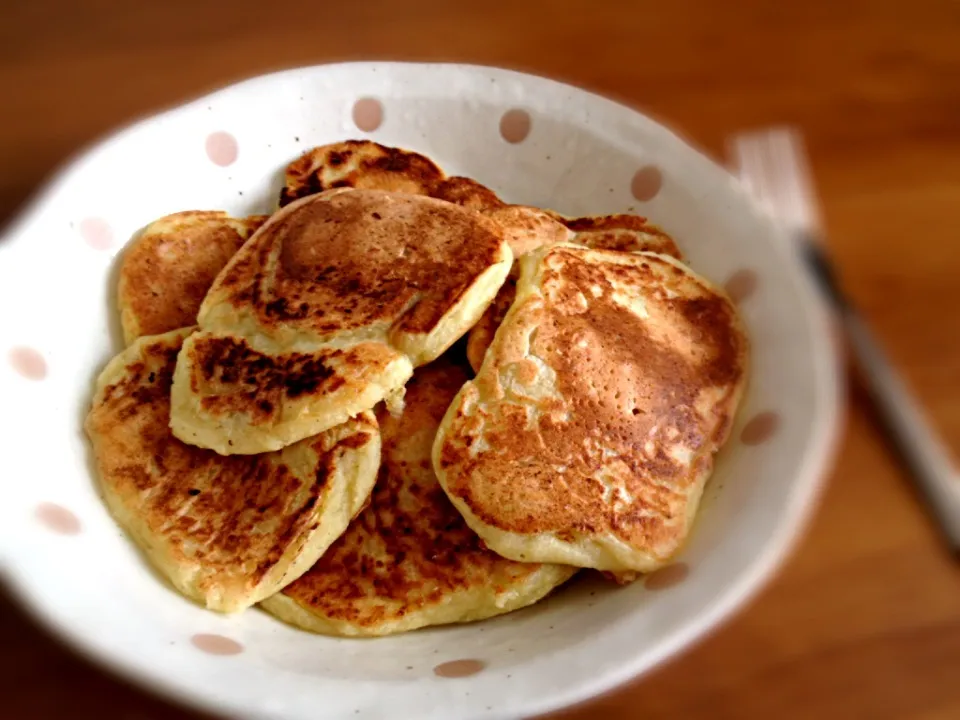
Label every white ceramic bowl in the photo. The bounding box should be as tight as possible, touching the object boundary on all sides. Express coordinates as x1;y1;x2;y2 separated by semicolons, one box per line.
0;63;841;720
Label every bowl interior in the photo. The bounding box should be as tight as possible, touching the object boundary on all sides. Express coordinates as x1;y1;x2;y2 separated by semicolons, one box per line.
0;63;839;720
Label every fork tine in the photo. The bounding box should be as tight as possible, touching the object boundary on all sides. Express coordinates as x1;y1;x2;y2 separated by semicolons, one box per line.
730;133;760;200
729;126;823;235
741;131;774;211
768;129;794;222
783;129;822;231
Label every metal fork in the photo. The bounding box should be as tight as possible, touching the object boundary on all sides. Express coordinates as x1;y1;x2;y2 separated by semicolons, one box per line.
729;127;960;553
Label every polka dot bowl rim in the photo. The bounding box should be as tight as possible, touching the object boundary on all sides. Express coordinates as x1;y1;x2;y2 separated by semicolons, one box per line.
0;62;842;720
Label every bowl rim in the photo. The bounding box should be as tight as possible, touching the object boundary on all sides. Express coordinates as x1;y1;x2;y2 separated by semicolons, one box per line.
0;60;843;720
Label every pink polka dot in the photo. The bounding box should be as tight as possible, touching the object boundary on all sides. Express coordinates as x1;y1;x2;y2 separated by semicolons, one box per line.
79;218;113;250
644;563;689;590
8;347;47;380
352;98;383;132
724;269;759;303
191;634;244;656
434;659;486;678
499;109;531;144
741;412;781;445
205;131;238;167
35;503;81;535
631;166;663;201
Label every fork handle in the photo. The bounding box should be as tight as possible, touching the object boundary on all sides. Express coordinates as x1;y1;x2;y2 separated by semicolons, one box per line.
842;306;960;551
800;238;960;551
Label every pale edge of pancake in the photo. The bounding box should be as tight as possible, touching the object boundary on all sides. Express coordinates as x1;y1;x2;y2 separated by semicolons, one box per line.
392;254;513;367
86;330;382;612
432;245;749;572
260;563;577;637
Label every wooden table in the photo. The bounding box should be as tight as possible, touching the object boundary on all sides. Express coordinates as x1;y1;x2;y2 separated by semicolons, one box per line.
2;1;958;718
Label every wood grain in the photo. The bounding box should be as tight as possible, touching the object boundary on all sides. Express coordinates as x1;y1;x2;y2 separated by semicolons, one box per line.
2;1;958;718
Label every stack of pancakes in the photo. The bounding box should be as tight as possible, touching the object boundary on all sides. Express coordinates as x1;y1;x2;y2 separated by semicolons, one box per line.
85;141;748;636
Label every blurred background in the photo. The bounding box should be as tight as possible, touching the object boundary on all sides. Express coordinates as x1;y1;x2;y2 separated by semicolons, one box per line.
1;1;958;718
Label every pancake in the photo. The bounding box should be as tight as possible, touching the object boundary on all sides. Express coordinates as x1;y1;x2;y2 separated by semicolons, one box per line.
117;211;268;345
261;358;576;637
85;328;381;613
279;142;569;257
433;244;748;572
279;141;445;207
431;175;504;211
465;216;684;372
170;188;512;455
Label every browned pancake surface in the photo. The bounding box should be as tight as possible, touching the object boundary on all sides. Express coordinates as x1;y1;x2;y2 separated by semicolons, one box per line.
214;189;506;338
465;215;685;372
271;358;574;635
280;140;445;207
117;211;267;344
436;245;748;569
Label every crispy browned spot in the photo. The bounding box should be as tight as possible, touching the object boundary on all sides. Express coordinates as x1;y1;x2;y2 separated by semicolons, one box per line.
279;359;548;630
440;246;748;560
118;211;267;342
186;333;402;427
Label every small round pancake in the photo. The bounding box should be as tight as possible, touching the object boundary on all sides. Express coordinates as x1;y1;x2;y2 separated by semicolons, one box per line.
486;205;572;257
85;328;381;613
465;216;684;372
431;175;504;211
261;358;575;637
565;214;683;258
278;143;571;257
170;188;513;455
117;211;267;345
434;244;748;573
279;140;445;207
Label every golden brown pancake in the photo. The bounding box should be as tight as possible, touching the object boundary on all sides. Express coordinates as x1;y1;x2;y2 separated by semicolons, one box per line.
279;140;445;207
117;211;267;345
278;142;568;256
434;244;749;572
465;216;685;372
85;328;381;613
431;175;504;211
170;188;513;455
431;176;573;254
261;358;575;636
